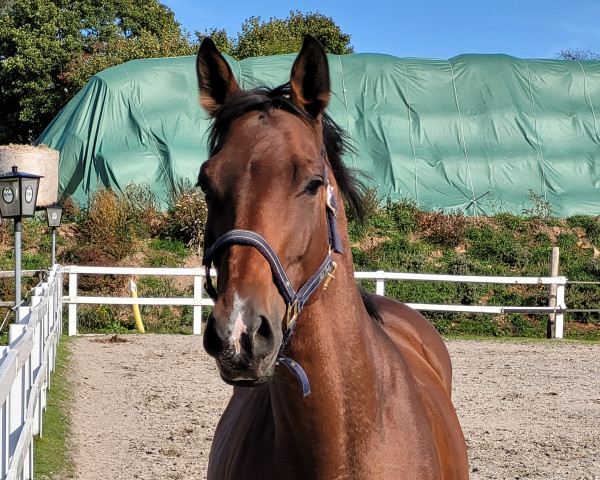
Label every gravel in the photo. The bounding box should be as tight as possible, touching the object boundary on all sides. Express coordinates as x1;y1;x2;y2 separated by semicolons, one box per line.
65;335;600;479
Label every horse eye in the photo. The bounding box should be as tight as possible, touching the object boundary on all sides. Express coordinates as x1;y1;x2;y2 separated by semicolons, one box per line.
304;179;324;196
197;178;212;200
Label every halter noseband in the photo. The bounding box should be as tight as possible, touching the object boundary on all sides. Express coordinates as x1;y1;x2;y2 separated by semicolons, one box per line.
202;147;343;397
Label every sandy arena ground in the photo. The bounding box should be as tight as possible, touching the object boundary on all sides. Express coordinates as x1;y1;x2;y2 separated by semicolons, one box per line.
65;335;600;479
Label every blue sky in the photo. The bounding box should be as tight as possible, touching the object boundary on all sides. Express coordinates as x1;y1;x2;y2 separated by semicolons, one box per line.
161;0;600;60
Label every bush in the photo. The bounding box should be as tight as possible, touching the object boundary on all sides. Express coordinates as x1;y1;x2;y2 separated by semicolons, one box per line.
385;198;418;235
80;188;135;261
145;239;190;267
416;209;466;247
77;305;126;333
166;180;208;250
2;181;596;338
567;215;600;247
494;213;524;231
522;189;553;219
122;183;165;237
465;226;530;268
60;246;121;292
348;187;384;241
58;195;83;223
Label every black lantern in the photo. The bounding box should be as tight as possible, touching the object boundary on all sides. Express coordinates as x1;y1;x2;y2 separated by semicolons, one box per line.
46;204;63;228
0;166;42;219
0;166;43;318
46;204;63;266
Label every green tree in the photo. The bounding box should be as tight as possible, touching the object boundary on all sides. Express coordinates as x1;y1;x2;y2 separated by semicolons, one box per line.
0;0;192;144
198;11;353;60
196;27;234;57
0;0;82;143
62;27;193;92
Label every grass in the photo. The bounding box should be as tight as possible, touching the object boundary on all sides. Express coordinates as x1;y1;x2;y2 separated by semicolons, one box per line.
34;335;75;479
348;195;600;340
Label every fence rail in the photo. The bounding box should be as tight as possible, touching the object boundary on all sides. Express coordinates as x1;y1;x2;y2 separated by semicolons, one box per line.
62;265;567;338
0;265;62;480
0;263;571;478
0;272;47;308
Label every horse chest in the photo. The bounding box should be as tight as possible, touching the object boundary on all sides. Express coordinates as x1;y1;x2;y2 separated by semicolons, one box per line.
208;390;362;479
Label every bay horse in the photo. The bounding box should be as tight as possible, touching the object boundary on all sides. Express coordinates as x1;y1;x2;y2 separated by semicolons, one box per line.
196;36;469;479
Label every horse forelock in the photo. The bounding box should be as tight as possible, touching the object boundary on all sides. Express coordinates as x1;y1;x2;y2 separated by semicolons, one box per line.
206;83;368;221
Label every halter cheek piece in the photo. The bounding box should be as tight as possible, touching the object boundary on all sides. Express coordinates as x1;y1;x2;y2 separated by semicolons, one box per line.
202;147;343;397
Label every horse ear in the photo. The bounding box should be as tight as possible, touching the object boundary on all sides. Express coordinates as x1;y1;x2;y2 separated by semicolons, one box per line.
196;37;240;116
290;35;331;118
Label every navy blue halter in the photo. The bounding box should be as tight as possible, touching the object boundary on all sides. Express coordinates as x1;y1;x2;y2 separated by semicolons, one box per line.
202;147;343;397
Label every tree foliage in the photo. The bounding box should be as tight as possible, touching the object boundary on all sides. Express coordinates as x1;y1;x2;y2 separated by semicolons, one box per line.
557;48;600;61
1;5;352;144
197;11;353;60
0;0;192;144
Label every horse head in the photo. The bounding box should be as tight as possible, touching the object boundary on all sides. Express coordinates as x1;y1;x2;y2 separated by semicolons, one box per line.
196;36;337;387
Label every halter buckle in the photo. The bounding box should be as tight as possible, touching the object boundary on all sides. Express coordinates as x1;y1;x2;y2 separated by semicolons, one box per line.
286;300;299;329
322;261;337;292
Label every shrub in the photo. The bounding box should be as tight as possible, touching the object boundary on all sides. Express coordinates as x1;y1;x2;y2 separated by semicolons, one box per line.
384;197;418;235
567;215;600;247
557;233;578;249
80;188;135;261
58;195;83;223
60;246;121;292
145;239;190;267
122;183;165;237
465;226;530;268
22;218;47;251
494;213;524;231
0;219;11;245
522;189;553;219
76;305;136;333
347;188;384;241
416;209;466;247
166;180;208;250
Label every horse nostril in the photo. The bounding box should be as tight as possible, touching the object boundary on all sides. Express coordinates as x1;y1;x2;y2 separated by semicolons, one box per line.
203;314;225;357
256;315;273;342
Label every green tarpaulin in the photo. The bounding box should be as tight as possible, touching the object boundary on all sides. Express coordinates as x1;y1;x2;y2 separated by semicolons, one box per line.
37;52;600;217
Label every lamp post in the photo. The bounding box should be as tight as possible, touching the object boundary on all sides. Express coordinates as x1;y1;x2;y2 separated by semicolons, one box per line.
46;204;63;266
0;166;42;318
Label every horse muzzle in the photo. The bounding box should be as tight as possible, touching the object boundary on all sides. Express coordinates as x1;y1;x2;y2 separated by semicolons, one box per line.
204;306;282;386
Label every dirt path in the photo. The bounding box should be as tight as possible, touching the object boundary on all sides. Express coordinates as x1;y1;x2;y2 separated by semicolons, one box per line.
66;336;600;479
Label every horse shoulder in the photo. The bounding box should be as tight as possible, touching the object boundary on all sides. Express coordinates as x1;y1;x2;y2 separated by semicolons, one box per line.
367;294;470;478
368;293;454;395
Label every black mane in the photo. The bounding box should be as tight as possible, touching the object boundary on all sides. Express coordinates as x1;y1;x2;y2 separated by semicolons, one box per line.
206;83;368;221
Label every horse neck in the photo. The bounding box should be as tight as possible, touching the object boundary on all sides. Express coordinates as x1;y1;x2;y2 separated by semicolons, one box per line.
268;207;382;468
284;181;373;374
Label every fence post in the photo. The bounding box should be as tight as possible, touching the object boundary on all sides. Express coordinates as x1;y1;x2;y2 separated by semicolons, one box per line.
68;270;78;336
56;266;64;338
555;280;565;339
193;269;203;335
375;270;385;296
7;324;26;468
547;247;559;338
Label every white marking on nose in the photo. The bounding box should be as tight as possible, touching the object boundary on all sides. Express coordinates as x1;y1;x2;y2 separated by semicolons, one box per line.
231;313;247;355
229;292;247;355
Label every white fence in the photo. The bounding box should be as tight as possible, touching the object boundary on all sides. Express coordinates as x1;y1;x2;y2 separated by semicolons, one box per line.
0;263;569;479
0;265;62;480
62;265;567;338
63;266;207;336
